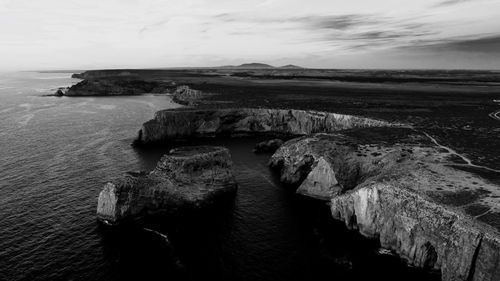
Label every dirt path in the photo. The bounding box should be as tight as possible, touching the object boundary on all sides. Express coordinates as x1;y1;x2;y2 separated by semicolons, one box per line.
418;130;500;173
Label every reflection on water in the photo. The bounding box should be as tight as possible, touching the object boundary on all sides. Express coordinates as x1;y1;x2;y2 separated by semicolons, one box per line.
0;72;439;281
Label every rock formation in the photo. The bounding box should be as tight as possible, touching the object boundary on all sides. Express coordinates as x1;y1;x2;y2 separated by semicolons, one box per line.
54;87;68;96
269;128;500;281
58;78;175;96
253;139;284;153
134;108;397;146
295;157;340;200
171;85;208;106
96;146;237;224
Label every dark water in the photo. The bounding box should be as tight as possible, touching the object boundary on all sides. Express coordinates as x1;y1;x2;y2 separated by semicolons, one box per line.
0;72;439;281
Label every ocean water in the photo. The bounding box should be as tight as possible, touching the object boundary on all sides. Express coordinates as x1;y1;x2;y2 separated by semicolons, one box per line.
0;72;439;281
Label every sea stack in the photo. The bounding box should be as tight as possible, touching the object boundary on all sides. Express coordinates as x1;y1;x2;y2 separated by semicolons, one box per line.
96;146;238;224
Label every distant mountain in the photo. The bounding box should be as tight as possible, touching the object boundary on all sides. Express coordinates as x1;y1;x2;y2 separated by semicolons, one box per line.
235;63;275;69
279;64;304;69
216;63;304;69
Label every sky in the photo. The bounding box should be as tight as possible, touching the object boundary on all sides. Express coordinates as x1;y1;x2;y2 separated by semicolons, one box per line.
0;0;499;70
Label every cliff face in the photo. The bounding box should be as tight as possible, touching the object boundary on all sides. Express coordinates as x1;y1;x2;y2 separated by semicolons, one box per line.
96;146;237;224
331;184;500;281
270;129;500;281
135;108;398;145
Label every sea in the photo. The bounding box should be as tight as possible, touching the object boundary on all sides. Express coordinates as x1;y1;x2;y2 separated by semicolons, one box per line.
0;71;439;281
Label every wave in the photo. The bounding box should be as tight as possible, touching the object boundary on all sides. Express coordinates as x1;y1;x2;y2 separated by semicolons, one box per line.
143;228;170;244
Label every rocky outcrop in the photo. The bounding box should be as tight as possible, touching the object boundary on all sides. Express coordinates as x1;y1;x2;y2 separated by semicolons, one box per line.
134;108;398;146
253;139;284;153
59;78;175;96
71;70;138;80
331;184;500;281
269;131;397;196
270;128;500;281
71;73;84;79
295;157;340;200
96;146;237;224
172;86;208;106
54;87;68;96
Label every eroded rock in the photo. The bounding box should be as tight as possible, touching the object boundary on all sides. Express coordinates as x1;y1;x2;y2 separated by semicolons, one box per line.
134;108;398;146
253;139;284;153
172;85;208;106
54;87;68;96
295;157;340;200
270;128;500;281
96;146;237;224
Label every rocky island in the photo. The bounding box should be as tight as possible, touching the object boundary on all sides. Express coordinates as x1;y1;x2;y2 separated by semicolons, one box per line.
97;146;237;224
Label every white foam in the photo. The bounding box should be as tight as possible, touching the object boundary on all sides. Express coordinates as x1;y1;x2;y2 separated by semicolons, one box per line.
18;113;34;126
144;228;170;244
489;109;500;122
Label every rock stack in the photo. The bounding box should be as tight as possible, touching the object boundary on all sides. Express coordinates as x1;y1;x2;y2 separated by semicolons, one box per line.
96;146;237;224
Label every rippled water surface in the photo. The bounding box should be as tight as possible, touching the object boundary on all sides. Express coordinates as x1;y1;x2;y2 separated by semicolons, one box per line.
0;72;439;281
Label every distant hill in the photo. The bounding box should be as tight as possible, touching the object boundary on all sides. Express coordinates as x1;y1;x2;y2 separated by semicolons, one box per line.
279;64;304;69
234;63;274;69
218;63;304;69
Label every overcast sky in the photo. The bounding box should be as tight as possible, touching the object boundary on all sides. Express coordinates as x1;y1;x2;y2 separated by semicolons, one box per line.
1;0;499;70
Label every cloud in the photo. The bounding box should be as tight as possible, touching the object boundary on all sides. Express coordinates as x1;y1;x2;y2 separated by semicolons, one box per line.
392;34;500;56
139;18;170;34
434;0;474;7
285;15;438;52
1;0;499;70
297;14;381;30
414;34;500;53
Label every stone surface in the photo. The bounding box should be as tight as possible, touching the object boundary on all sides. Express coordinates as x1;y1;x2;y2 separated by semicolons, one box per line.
134;108;398;146
295;157;340;200
54;87;68;96
172;85;208;106
253;139;284;153
270;128;500;281
96;146;237;224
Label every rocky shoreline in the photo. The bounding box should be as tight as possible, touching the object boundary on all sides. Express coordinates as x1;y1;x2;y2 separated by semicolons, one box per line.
54;77;176;96
270;129;500;281
89;73;500;280
133;108;399;146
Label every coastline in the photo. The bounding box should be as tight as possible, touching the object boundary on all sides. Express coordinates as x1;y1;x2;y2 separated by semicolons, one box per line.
63;69;500;281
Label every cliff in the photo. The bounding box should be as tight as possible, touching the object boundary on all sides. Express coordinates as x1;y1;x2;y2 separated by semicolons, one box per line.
58;78;176;96
269;128;500;281
134;108;398;146
97;146;237;224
